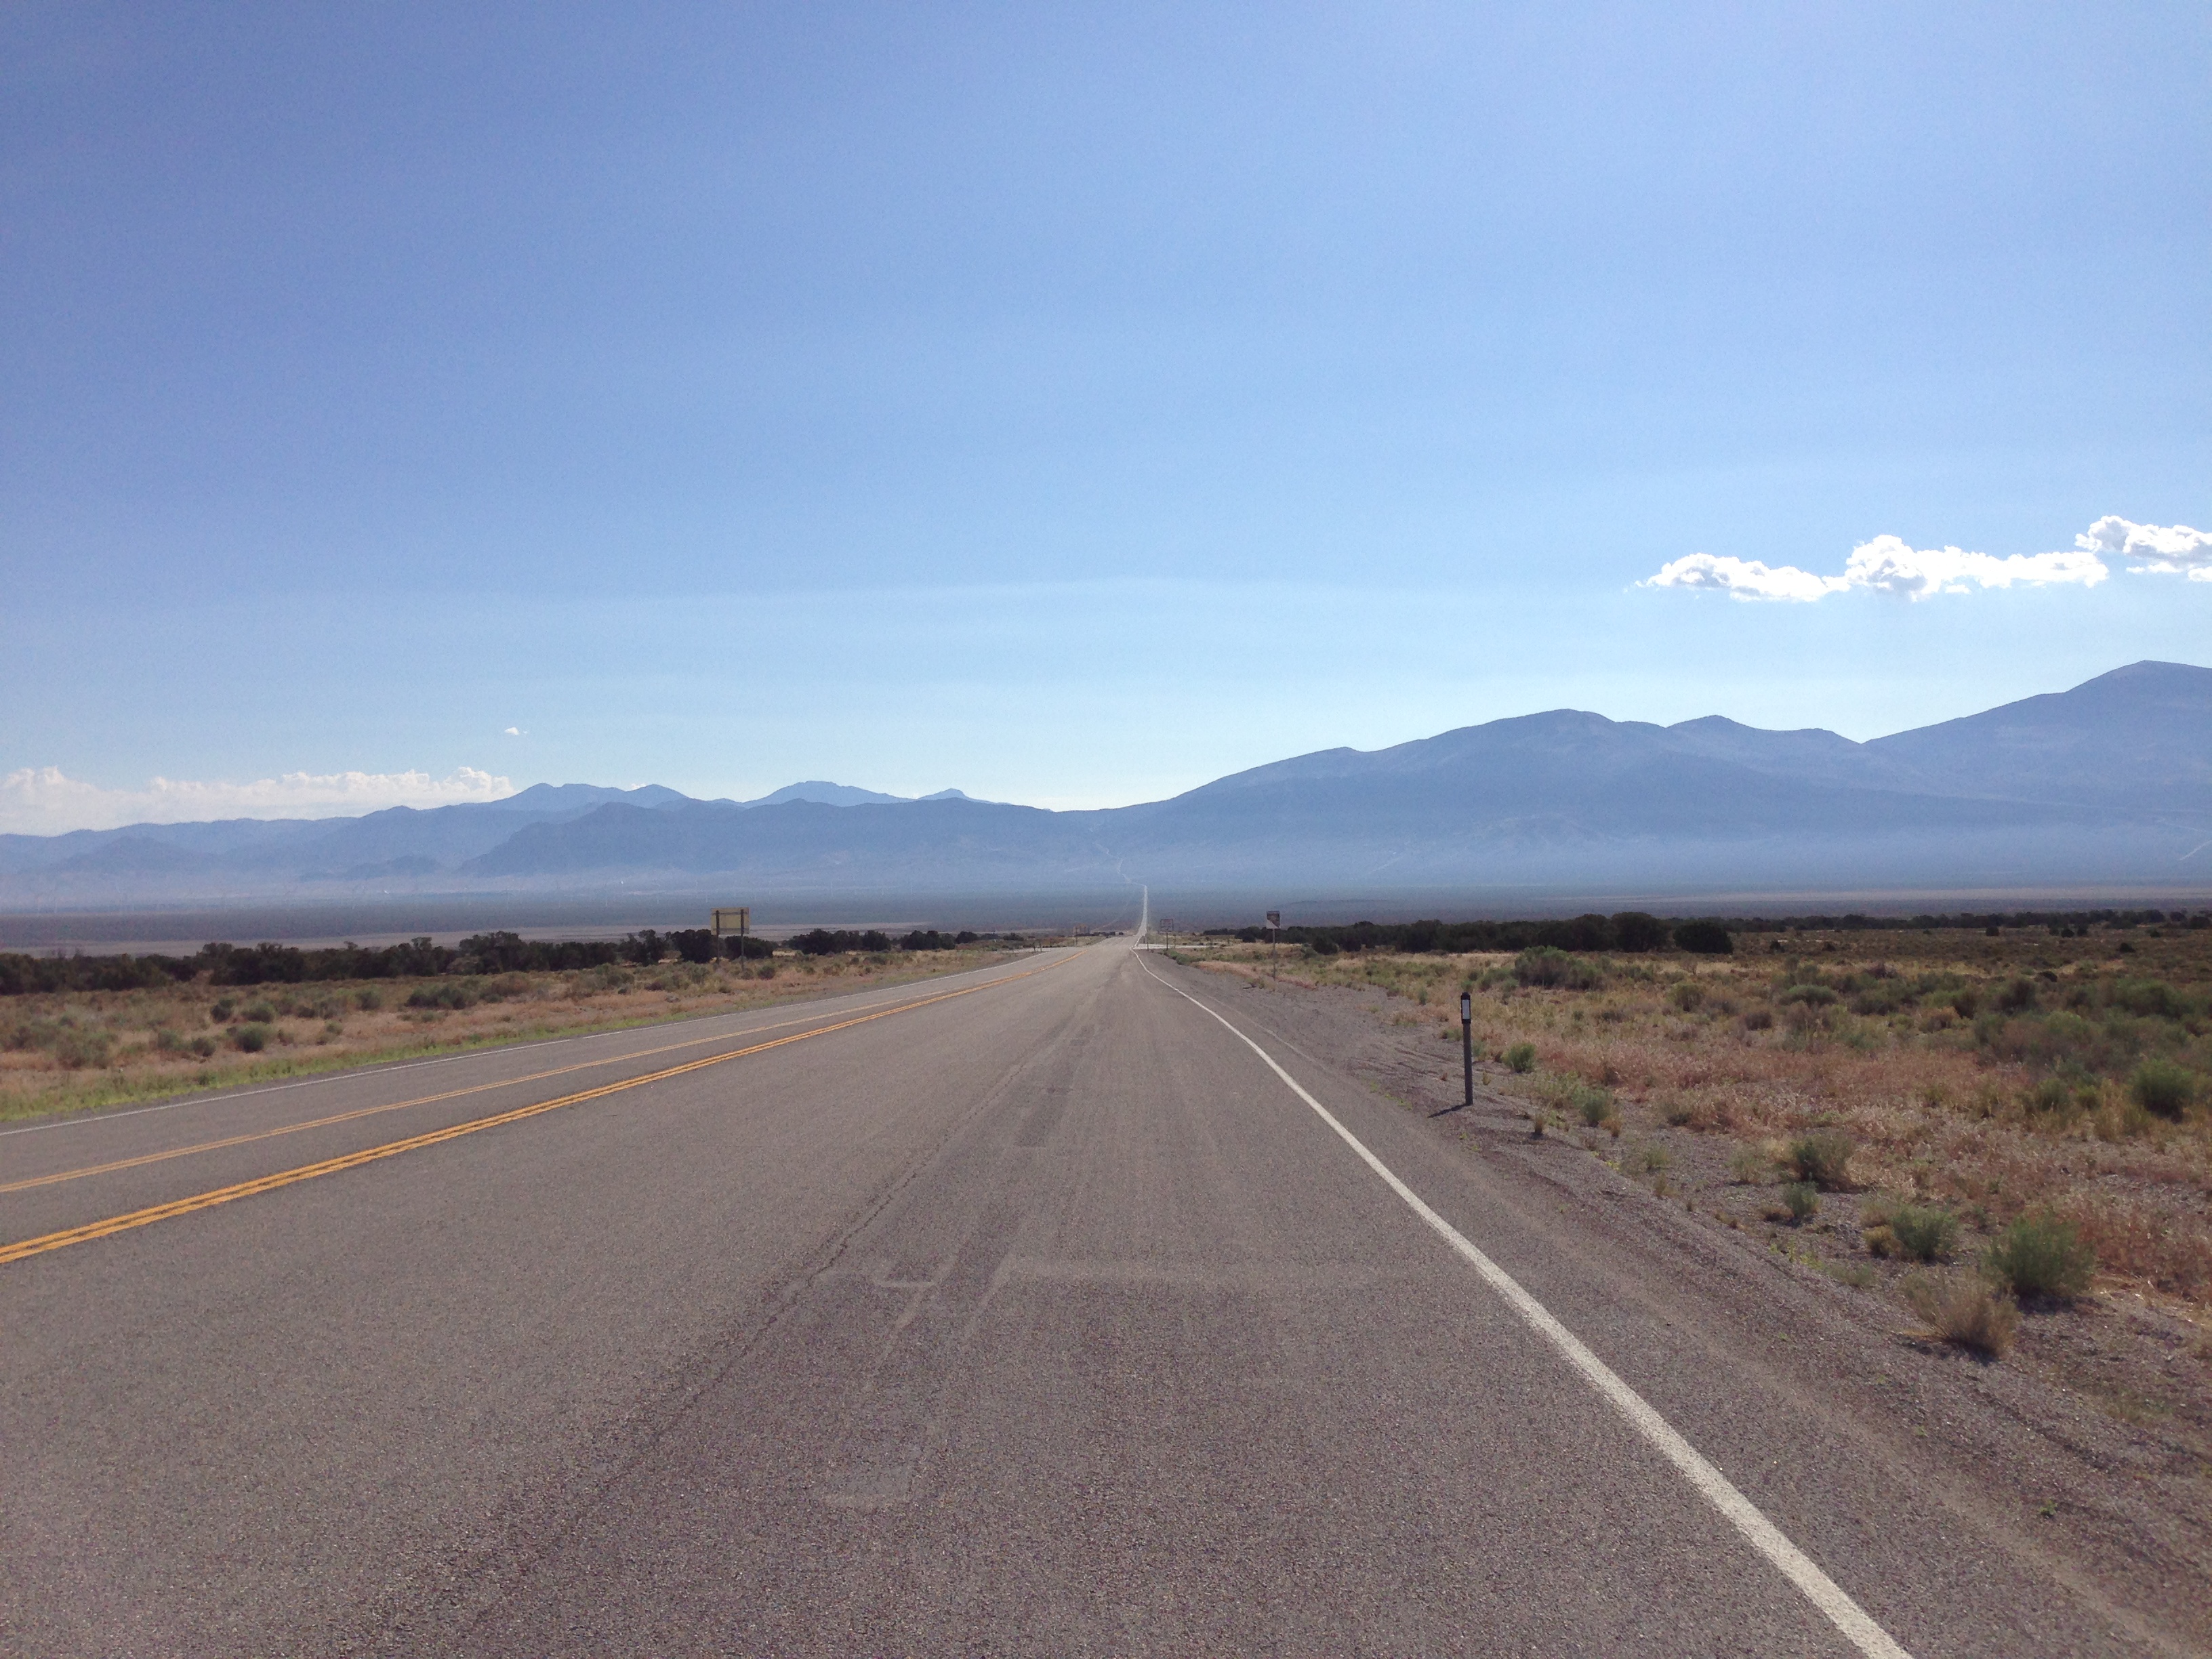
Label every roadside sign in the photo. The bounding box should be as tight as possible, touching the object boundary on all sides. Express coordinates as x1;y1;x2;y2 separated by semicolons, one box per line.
711;907;751;937
1265;910;1281;928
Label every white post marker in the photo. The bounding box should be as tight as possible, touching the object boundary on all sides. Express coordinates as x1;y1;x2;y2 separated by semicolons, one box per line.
1459;986;1473;1109
1137;956;1913;1659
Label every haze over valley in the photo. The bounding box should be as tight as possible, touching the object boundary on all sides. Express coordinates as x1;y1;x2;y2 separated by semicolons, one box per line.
6;662;2206;917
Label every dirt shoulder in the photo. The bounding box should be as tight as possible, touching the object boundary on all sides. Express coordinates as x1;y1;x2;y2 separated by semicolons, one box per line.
1178;950;2211;1652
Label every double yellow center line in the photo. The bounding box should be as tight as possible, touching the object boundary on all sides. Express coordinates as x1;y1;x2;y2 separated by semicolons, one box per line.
1;955;1069;1268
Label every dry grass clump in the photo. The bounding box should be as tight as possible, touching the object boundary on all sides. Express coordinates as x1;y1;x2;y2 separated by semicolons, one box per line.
1903;1273;2020;1357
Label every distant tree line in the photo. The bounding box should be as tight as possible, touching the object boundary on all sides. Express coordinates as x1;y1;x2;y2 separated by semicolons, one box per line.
0;951;201;996
0;922;963;996
1208;906;2210;958
785;927;985;956
1715;907;2204;935
1212;914;1732;956
0;937;464;995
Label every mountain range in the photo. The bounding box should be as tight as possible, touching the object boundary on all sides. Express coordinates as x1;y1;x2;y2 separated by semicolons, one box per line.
5;661;2208;906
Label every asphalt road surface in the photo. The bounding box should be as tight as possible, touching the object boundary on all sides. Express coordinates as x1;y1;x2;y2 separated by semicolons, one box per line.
0;937;2165;1656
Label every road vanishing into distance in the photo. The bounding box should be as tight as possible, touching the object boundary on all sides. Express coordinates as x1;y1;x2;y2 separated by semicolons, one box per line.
0;930;2159;1656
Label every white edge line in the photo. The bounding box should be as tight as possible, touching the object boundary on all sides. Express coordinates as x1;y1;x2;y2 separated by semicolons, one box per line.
1137;956;1912;1659
0;951;1065;1139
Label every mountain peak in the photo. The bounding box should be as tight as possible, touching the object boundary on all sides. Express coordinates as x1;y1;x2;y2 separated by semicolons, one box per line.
743;781;910;808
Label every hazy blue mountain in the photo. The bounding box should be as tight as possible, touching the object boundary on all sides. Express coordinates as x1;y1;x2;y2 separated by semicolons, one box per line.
5;663;2207;903
741;781;913;807
469;798;1099;884
286;787;687;876
457;661;2211;893
497;783;693;813
0;784;697;888
0;815;329;876
1865;660;2212;809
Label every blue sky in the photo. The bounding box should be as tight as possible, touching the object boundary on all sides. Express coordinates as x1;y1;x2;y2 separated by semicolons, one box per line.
3;2;2207;831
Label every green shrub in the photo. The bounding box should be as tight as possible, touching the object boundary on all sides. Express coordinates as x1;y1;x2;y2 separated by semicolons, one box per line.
1503;1042;1537;1073
1784;1131;1854;1190
407;981;480;1010
2128;1058;2196;1119
1668;981;1705;1012
1984;1211;2095;1300
241;1000;276;1024
2110;979;2187;1020
1572;1083;1616;1127
1513;947;1603;990
1888;1204;1960;1263
50;1026;115;1069
1778;984;1838;1006
356;987;384;1011
1782;1181;1820;1223
154;1027;186;1052
1848;983;1908;1016
231;1023;272;1053
1726;1144;1767;1183
189;1035;218;1058
209;1000;235;1023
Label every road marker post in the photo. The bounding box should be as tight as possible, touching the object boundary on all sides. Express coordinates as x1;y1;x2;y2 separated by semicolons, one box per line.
1460;987;1473;1109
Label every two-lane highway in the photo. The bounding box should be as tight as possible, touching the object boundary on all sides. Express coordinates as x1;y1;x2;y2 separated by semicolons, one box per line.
0;949;1078;1261
0;937;2164;1654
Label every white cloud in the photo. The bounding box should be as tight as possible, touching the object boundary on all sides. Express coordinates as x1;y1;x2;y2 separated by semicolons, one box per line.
1639;516;2212;602
1641;554;1847;602
2078;514;2212;581
1837;535;2108;599
504;726;524;736
0;766;516;836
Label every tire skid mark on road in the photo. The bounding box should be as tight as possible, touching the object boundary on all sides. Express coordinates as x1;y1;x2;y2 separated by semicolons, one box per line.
0;954;1076;1268
1137;954;1914;1659
3;960;1065;1196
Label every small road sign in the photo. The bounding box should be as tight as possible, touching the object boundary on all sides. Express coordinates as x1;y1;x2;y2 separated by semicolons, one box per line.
711;907;750;937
